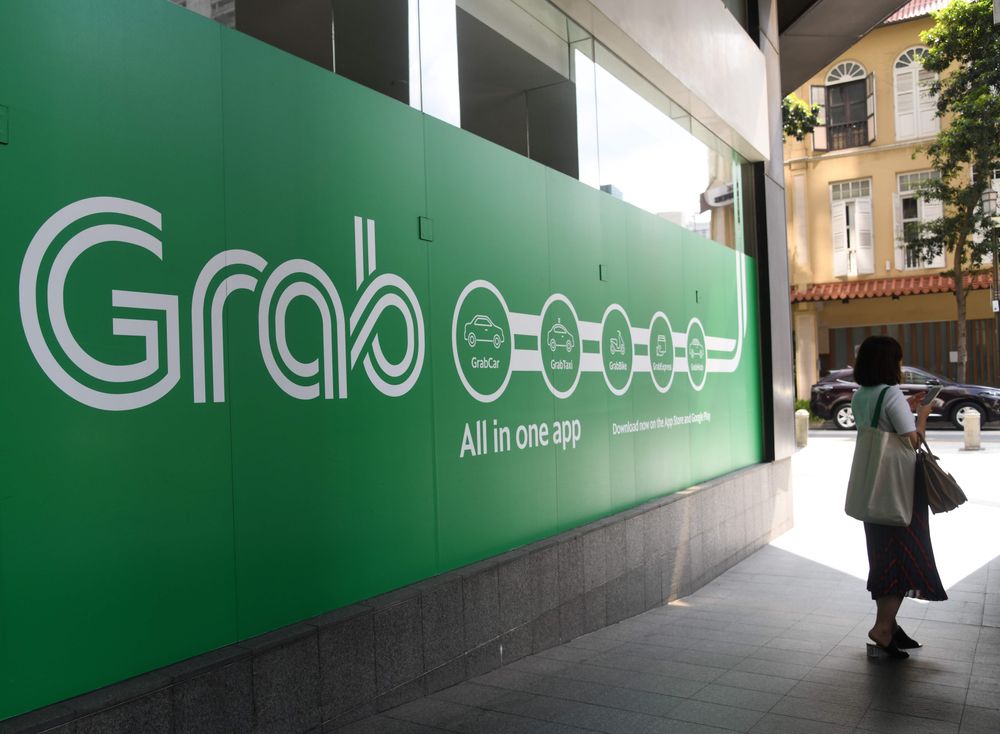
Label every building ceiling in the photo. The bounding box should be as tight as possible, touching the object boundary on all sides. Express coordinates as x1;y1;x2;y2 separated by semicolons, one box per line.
778;0;913;94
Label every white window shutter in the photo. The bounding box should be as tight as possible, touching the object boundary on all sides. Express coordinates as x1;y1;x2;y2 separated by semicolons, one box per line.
856;198;874;274
811;85;828;151
920;197;945;267
987;180;1000;264
917;69;939;136
895;69;916;140
831;202;848;276
892;191;906;269
866;73;877;144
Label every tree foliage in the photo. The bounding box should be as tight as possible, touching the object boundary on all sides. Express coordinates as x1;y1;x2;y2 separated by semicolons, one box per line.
914;0;1000;269
781;94;820;141
911;0;1000;381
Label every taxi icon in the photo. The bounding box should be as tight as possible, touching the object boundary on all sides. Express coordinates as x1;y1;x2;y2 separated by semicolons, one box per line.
546;319;575;352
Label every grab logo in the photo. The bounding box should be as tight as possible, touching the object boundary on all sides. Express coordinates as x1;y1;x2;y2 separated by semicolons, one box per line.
19;197;425;411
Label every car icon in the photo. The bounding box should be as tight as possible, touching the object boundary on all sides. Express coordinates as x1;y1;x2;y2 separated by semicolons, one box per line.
609;330;626;356
688;338;704;359
464;314;505;349
655;334;668;357
546;319;575;352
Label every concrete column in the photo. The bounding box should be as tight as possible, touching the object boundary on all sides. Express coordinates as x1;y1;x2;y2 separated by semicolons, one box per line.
793;307;819;400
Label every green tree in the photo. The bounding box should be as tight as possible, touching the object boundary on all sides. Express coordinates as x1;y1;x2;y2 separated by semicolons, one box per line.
781;94;820;141
911;0;1000;382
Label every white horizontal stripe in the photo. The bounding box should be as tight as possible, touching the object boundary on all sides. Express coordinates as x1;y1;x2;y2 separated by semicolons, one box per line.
580;353;604;372
511;348;542;372
509;312;540;337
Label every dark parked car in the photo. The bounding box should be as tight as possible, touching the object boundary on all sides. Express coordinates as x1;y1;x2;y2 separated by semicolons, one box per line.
810;366;1000;430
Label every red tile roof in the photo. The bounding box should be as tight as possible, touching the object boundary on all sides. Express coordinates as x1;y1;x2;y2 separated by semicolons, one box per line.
790;272;994;302
882;0;952;25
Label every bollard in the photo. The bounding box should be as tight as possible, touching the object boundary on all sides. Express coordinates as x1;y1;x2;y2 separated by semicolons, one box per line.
795;409;810;448
963;410;981;451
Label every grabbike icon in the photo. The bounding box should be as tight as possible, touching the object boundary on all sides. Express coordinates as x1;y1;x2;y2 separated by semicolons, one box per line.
452;255;748;403
19;197;425;411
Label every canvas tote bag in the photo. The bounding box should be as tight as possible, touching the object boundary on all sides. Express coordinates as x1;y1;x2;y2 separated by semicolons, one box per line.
844;386;916;526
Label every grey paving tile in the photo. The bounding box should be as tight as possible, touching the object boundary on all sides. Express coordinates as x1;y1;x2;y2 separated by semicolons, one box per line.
857;708;960;734
749;713;854;733
733;657;814;680
617;668;706;698
337;715;445;733
439;707;583;733
748;646;825;668
383;697;475;728
534;644;596;664
965;687;1000;710
868;690;964;723
692;683;784;712
714;670;799;695
430;681;529;709
784;679;875;708
769;695;867;727
506;654;568;676
667;699;766;731
960;705;1000;733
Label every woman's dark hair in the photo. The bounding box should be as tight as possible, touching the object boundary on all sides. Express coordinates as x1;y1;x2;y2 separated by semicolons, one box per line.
854;335;903;386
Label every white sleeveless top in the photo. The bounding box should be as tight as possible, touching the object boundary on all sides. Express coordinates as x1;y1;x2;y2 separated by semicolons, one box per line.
851;384;916;434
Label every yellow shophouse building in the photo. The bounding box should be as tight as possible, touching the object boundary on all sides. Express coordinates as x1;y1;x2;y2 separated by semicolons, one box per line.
785;0;998;399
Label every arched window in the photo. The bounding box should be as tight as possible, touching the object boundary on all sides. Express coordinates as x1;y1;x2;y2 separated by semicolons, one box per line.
825;61;866;85
812;61;875;151
894;47;939;140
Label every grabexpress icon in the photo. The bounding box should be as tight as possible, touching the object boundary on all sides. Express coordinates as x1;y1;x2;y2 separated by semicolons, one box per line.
19;197;425;410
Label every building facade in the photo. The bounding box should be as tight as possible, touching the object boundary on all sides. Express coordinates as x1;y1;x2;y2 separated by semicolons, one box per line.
0;0;902;730
785;0;1000;412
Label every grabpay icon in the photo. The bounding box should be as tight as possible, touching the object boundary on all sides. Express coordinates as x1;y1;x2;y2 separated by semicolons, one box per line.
19;197;425;411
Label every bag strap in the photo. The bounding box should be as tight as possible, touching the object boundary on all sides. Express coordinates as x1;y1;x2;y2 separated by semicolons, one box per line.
871;386;892;429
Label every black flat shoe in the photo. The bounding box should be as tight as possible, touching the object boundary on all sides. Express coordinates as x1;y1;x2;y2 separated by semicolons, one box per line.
893;625;921;649
867;633;909;660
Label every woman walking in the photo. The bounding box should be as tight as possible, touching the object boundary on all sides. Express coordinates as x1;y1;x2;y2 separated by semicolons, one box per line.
851;335;947;659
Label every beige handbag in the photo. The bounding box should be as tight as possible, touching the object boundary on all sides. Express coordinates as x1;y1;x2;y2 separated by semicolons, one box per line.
845;386;916;526
918;437;968;513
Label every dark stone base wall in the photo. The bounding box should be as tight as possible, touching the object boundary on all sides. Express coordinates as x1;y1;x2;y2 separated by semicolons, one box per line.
4;460;792;734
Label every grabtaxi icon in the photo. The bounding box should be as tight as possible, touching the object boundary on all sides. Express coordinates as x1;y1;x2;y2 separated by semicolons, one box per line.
19;197;425;410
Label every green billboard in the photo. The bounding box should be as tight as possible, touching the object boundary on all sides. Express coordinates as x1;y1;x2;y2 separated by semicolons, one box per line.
0;0;762;719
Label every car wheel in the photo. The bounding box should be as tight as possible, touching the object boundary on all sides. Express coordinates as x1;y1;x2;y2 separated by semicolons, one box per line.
950;401;985;430
466;333;476;348
834;403;856;430
549;339;557;351
566;340;574;352
493;334;502;349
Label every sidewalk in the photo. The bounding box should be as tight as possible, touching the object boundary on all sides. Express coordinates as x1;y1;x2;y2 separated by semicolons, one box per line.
343;435;1000;733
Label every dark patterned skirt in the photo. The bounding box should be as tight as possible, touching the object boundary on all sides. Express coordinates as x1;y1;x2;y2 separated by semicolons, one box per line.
864;473;948;601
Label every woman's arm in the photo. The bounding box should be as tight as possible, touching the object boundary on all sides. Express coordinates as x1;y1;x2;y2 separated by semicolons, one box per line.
905;393;933;449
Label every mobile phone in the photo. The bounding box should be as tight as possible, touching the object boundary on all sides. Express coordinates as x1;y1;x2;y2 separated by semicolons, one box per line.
920;386;943;405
